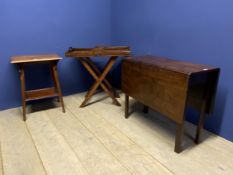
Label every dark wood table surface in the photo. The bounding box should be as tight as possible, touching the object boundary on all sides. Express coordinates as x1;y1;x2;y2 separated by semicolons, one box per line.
122;55;220;153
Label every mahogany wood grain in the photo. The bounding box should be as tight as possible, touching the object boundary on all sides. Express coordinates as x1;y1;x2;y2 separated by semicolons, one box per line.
79;57;120;107
25;87;58;101
11;54;62;64
65;46;130;58
125;94;129;119
19;64;26;121
11;54;65;121
51;62;65;113
85;57;119;98
122;55;220;153
65;46;131;107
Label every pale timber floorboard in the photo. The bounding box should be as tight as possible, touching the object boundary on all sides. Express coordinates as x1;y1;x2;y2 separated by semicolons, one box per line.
45;108;131;175
0;92;232;175
66;96;173;175
26;112;88;175
0;144;3;175
72;93;233;175
0;109;46;175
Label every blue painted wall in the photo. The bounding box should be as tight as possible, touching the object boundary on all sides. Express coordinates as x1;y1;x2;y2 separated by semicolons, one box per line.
0;0;112;110
1;0;233;142
112;0;233;141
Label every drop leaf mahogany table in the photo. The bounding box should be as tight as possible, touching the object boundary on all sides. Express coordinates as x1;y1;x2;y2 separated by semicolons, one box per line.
122;56;220;153
65;46;131;107
11;54;65;121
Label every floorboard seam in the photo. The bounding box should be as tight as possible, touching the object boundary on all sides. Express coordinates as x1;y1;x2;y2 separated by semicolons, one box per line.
25;115;49;175
73;95;176;175
93;107;178;175
0;143;4;175
0;115;4;175
91;107;176;175
68;96;174;174
44;110;91;175
65;103;134;175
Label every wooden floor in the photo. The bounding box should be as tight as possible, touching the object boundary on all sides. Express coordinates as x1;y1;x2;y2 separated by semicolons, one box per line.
0;92;233;175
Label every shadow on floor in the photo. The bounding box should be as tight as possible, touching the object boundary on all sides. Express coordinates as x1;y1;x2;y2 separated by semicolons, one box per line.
128;100;213;152
26;98;61;114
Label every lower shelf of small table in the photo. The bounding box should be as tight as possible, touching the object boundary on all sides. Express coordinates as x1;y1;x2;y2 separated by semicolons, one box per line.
25;87;58;102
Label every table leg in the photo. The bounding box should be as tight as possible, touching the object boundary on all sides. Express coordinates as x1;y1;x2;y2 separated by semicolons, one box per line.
79;57;120;107
19;64;26;121
50;64;60;102
195;101;206;144
175;123;184;153
51;62;65;113
83;58;112;98
143;105;149;114
195;74;212;144
125;94;129;118
85;57;120;98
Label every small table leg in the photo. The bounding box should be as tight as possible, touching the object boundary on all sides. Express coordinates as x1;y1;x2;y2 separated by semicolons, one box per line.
19;64;26;121
51;62;65;113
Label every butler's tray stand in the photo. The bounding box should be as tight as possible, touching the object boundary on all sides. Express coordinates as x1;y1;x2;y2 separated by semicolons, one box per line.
65;46;131;107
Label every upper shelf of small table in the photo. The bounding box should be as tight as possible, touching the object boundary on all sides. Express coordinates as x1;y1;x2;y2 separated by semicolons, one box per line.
11;54;62;64
65;46;131;58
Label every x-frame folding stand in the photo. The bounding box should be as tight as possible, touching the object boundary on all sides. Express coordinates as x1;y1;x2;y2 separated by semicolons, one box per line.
65;46;131;107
